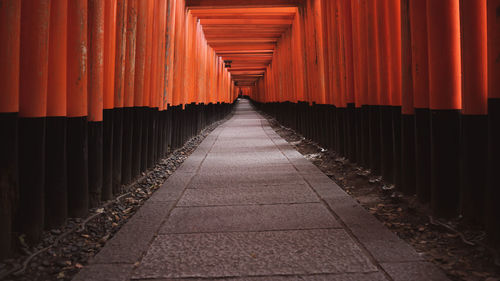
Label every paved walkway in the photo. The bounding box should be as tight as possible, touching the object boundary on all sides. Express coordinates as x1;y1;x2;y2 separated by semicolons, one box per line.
74;100;449;281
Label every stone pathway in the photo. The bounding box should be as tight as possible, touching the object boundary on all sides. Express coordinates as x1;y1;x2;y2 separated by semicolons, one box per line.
73;99;449;281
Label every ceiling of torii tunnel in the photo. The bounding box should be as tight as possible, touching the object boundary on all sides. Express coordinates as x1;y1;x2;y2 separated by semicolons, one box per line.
186;0;301;86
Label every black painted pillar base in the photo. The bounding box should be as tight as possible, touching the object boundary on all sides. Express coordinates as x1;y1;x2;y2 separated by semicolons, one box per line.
182;106;187;145
380;105;394;182
392;106;402;188
140;107;149;173
324;105;331;149
171;106;179;150
18;117;45;242
187;104;193;140
347;103;356;162
165;110;169;154
88;121;103;208
401;114;416;195
131;107;143;179
102;109;113;201
361;105;370;168
121;107;133;185
369;106;381;174
0;113;18;258
430;109;460;218
67;116;89;218
487;98;500;247
331;107;339;152
147;108;157;168
313;104;320;146
154;108;161;162
112;108;123;195
45;117;67;229
324;105;335;150
415;108;431;203
354;107;363;165
166;108;172;154
460;114;487;224
322;105;331;150
157;109;165;158
338;107;347;156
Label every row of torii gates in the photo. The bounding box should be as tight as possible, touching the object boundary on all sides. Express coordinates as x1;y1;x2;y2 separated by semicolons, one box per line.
1;0;500;258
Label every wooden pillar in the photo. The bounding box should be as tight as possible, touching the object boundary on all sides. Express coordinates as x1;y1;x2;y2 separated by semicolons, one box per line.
18;0;50;241
131;0;147;179
67;0;89;218
141;0;154;171
112;0;127;195
427;0;462;218
88;0;105;207
377;0;395;183
487;0;500;247
410;0;431;204
400;0;416;195
0;0;20;258
121;0;137;185
102;0;117;201
343;0;357;162
366;0;381;174
388;0;403;188
45;0;68;229
459;0;488;224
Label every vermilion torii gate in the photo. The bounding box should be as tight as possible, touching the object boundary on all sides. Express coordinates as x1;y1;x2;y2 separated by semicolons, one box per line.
0;0;500;259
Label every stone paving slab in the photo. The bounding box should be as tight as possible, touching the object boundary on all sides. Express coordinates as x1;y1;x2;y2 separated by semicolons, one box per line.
210;142;278;153
381;262;450;281
323;197;423;263
204;151;289;163
160;203;341;234
198;163;298;174
132;272;389;281
177;184;320;206
301;174;351;200
132;229;378;279
188;171;305;188
91;201;176;264
73;264;134;281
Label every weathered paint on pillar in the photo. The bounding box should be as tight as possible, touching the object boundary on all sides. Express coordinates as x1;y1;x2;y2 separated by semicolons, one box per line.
88;0;105;122
104;0;117;110
0;0;20;114
20;0;51;118
114;0;127;108
124;0;137;108
67;0;88;118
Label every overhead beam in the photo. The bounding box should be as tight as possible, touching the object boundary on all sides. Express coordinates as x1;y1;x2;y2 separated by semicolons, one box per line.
200;19;293;25
195;15;295;20
190;7;298;14
186;0;304;8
